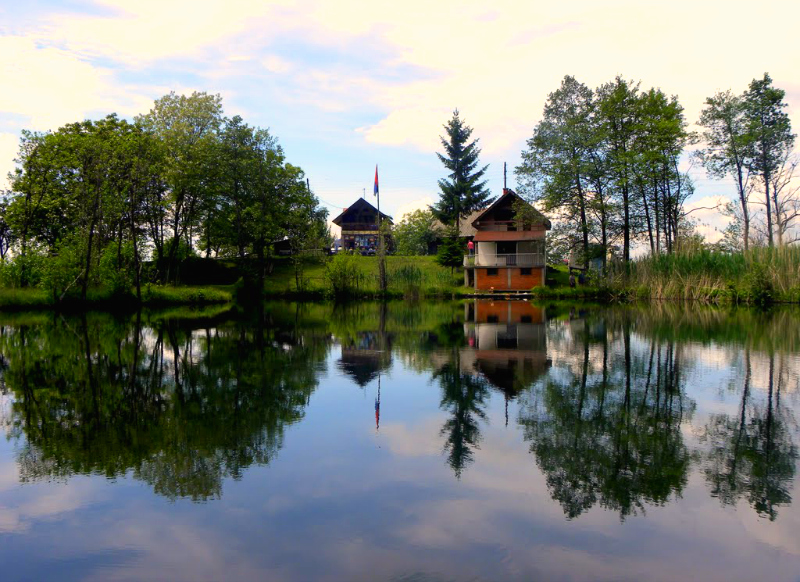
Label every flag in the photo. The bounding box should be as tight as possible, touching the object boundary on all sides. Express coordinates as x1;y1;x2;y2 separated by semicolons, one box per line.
374;165;379;196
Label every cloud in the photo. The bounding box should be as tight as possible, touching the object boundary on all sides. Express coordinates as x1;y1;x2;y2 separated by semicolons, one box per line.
0;133;18;189
395;196;434;222
42;0;296;65
683;195;731;243
0;36;150;129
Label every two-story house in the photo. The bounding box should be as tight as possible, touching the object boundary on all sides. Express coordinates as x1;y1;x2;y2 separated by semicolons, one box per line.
463;189;551;291
331;197;393;252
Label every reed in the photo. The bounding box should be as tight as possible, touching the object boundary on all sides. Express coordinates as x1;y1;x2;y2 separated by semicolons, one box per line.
607;245;800;304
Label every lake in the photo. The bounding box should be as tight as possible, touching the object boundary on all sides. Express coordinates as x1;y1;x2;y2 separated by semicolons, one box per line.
1;300;799;582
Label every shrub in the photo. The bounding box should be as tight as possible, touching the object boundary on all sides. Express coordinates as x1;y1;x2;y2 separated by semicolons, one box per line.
324;252;365;298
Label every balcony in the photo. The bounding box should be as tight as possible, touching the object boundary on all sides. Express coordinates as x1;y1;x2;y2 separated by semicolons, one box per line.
464;253;545;268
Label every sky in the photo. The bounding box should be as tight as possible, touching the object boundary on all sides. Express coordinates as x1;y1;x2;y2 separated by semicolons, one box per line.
1;0;799;242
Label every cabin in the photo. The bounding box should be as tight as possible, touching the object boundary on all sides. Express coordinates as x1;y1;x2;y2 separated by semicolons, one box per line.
331;197;393;253
463;189;551;291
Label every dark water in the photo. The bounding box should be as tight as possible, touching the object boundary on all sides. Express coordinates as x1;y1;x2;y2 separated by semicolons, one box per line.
1;300;799;582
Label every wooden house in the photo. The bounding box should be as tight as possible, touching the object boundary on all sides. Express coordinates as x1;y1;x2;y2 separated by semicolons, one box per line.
463;189;550;291
331;198;393;252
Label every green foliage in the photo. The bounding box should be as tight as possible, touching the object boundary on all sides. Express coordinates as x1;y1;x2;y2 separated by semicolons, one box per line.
1;91;328;302
432;109;491;229
390;263;423;298
606;245;800;303
435;233;464;271
393;208;442;255
324;252;366;297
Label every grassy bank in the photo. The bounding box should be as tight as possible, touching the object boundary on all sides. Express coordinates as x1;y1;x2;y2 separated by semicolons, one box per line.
0;285;233;310
263;255;471;299
606;246;800;304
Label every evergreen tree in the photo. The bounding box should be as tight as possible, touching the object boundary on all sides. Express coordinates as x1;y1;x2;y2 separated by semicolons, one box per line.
432;110;491;232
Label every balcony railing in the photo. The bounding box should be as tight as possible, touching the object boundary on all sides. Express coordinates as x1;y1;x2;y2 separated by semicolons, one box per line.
464;253;545;267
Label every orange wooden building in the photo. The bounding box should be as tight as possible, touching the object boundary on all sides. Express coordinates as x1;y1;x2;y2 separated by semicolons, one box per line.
463;189;550;291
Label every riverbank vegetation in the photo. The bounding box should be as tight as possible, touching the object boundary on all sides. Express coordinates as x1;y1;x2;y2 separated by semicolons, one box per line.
0;91;328;307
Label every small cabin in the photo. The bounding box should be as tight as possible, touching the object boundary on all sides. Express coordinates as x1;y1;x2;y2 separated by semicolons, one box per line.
463;189;551;291
331;198;393;252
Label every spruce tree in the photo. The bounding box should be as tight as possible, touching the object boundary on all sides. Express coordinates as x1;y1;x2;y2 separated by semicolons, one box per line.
433;110;491;232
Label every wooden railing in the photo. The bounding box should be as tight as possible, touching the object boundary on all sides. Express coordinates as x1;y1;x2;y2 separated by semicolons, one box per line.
464;253;545;267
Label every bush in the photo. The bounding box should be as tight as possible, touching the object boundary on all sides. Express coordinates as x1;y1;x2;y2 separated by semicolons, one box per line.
324;252;365;298
391;264;423;298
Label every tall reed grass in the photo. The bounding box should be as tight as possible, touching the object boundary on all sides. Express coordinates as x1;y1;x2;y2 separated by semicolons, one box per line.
606;245;800;304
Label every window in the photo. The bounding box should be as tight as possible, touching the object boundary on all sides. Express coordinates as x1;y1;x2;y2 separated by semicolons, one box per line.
487;268;498;276
487;315;499;323
521;315;533;323
520;268;532;276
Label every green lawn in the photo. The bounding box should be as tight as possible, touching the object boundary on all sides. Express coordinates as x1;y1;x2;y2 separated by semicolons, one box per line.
263;255;471;298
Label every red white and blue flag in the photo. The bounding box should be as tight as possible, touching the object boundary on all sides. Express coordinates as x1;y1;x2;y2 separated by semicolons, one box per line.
374;165;379;196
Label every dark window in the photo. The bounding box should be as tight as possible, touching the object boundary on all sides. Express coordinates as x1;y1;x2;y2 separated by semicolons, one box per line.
521;315;533;323
487;268;498;276
487;315;499;323
520;268;532;276
497;241;516;255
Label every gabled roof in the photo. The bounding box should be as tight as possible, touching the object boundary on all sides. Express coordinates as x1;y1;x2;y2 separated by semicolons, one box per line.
471;188;551;230
431;207;484;238
331;197;393;227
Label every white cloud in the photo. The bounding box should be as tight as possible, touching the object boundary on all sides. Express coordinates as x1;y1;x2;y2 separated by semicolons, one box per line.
683;195;731;244
0;133;19;189
395;196;434;222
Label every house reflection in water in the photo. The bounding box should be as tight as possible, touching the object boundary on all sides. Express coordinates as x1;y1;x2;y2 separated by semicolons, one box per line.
337;332;392;388
463;300;551;398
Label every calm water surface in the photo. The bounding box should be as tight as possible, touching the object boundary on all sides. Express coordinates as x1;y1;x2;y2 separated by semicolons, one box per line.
1;300;799;582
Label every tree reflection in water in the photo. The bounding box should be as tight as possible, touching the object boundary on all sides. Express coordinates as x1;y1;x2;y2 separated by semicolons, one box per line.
0;300;797;521
701;350;798;521
1;306;328;501
518;314;695;519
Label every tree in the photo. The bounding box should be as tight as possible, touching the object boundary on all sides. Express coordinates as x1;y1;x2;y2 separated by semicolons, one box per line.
697;90;754;250
596;77;641;262
393;208;442;255
517;76;595;264
432;110;491;232
435;226;464;272
761;152;800;246
136;91;224;281
742;73;795;247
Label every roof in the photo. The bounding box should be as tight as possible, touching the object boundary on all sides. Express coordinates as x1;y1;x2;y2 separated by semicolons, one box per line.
331;197;393;227
471;189;551;230
431;208;487;238
474;231;544;242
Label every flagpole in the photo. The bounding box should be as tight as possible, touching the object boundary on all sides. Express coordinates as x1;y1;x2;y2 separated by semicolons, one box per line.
375;165;387;293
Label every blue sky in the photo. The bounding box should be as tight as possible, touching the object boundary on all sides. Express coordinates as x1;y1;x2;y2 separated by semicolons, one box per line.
1;0;798;240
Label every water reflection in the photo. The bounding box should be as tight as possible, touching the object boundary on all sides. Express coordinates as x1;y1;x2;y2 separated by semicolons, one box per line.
0;301;798;523
518;313;694;519
1;308;327;501
701;350;798;520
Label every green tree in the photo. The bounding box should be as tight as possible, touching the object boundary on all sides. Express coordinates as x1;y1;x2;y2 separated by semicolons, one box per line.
432;109;491;232
742;73;795;247
596;77;641;262
435;226;464;272
137;91;224;281
697;90;754;250
394;208;442;255
518;76;595;264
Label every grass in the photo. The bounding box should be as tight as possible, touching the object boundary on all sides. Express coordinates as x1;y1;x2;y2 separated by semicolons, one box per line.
263;255;471;299
141;285;233;306
606;245;800;304
0;287;53;309
0;284;234;310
